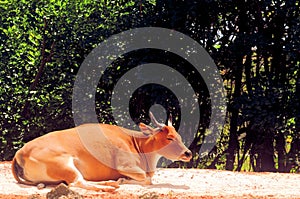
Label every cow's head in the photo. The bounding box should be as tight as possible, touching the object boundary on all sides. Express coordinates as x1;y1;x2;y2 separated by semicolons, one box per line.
139;112;192;162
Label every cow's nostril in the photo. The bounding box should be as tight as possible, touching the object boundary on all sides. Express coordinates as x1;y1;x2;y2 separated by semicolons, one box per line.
185;150;192;157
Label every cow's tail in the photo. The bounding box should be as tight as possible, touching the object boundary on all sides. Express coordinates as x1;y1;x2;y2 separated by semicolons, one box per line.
12;156;37;186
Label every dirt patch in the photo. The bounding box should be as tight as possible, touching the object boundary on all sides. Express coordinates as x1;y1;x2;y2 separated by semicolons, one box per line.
1;161;300;199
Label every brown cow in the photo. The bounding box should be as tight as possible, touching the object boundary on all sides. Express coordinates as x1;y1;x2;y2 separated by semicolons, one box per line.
12;112;192;191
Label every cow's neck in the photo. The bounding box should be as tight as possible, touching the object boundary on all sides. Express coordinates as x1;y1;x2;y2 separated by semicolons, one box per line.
132;136;161;173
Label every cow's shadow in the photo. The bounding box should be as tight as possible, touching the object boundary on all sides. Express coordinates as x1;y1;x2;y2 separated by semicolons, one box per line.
144;183;190;190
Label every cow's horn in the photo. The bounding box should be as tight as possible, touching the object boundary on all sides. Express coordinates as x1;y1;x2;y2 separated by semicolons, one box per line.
167;114;173;126
149;111;165;129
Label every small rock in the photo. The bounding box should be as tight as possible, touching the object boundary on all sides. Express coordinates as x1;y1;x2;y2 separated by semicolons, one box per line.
46;183;83;199
139;192;160;199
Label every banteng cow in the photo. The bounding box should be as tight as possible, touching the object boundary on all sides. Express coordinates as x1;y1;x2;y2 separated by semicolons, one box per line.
12;112;192;191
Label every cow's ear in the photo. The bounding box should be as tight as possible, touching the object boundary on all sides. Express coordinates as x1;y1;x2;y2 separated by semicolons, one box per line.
139;123;154;136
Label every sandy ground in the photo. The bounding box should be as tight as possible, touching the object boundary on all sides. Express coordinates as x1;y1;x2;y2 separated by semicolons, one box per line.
1;161;300;199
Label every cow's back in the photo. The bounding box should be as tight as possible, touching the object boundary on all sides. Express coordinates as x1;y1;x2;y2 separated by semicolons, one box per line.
15;123;132;181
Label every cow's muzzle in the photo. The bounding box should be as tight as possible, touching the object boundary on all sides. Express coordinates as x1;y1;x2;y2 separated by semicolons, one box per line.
179;150;192;162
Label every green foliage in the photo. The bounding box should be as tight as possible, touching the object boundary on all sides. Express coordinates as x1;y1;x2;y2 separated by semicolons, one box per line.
0;0;152;160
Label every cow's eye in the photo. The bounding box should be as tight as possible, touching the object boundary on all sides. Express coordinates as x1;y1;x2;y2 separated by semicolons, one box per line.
167;138;174;141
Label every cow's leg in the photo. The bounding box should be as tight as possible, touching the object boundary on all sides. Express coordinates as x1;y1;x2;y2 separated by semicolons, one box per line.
22;151;117;192
116;168;152;185
51;157;118;192
70;179;117;192
86;180;120;188
115;152;151;185
117;176;152;185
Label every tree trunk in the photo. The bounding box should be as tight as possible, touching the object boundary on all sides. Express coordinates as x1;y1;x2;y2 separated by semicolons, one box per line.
259;132;275;172
225;56;244;170
276;133;286;172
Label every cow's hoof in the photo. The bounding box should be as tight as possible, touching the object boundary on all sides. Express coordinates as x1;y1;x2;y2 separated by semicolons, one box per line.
37;183;46;189
99;185;117;192
101;180;120;188
117;178;126;184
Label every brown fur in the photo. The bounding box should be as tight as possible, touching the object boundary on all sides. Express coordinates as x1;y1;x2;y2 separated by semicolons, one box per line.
12;122;191;191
